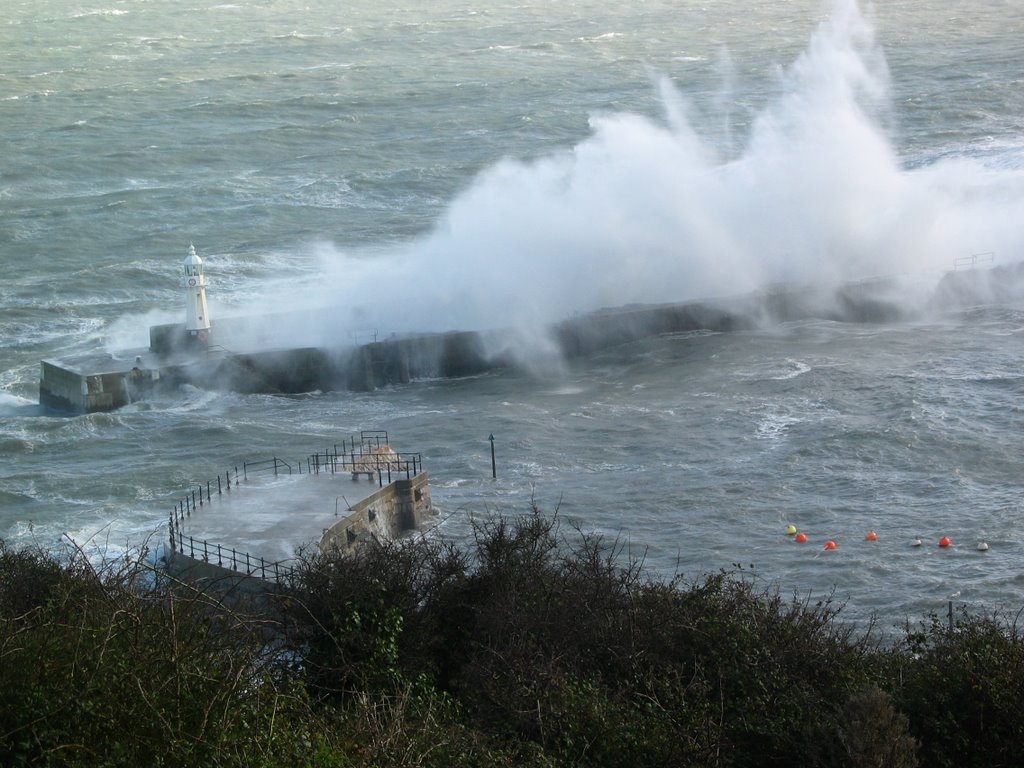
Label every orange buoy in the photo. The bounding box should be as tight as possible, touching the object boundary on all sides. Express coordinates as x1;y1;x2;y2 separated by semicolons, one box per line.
864;531;878;541
938;536;952;548
795;533;808;543
824;540;837;550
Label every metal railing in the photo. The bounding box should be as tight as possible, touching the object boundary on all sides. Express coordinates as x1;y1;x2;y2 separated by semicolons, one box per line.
243;457;292;479
954;252;995;270
168;527;296;584
304;449;421;487
349;328;379;345
169;468;241;524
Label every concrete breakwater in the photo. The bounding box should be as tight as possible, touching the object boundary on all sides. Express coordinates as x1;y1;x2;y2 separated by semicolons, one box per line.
39;262;1022;414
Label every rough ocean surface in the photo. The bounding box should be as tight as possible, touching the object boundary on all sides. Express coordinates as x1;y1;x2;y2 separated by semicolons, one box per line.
3;0;1024;630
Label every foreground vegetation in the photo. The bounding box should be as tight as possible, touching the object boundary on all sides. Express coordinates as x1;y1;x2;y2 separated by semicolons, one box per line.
2;509;1023;767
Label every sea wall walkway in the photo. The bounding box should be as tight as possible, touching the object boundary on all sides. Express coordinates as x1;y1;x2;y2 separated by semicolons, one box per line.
163;431;432;591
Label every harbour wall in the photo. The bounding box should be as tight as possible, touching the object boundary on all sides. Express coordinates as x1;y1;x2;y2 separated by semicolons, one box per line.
145;278;915;395
42;264;1022;413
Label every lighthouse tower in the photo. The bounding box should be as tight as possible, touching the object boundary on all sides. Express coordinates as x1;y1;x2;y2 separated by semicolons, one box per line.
182;244;211;346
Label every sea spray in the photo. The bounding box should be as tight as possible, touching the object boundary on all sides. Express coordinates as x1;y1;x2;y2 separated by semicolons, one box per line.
267;0;1024;370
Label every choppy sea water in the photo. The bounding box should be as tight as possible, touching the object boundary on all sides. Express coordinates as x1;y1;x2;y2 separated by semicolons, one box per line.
3;0;1024;631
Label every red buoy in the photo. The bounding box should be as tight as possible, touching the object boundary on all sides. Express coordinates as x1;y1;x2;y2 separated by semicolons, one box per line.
939;536;952;548
824;540;837;550
864;531;877;541
795;533;808;543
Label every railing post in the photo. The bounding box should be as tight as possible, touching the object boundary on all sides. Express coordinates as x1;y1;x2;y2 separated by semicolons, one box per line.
203;540;209;562
217;544;222;567
217;475;222;495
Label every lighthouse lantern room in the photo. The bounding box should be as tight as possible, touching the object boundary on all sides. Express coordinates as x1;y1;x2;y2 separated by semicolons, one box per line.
183;244;211;345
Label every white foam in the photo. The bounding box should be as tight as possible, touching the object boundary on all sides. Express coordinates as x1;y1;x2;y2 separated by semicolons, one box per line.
0;392;36;416
771;359;812;380
755;410;800;441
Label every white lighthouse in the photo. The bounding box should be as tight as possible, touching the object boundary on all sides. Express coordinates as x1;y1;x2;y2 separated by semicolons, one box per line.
182;244;211;344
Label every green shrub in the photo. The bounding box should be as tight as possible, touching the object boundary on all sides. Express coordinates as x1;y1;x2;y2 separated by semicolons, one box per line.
20;504;1024;768
287;508;889;767
804;684;919;768
895;608;1024;768
0;541;342;767
287;533;470;694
